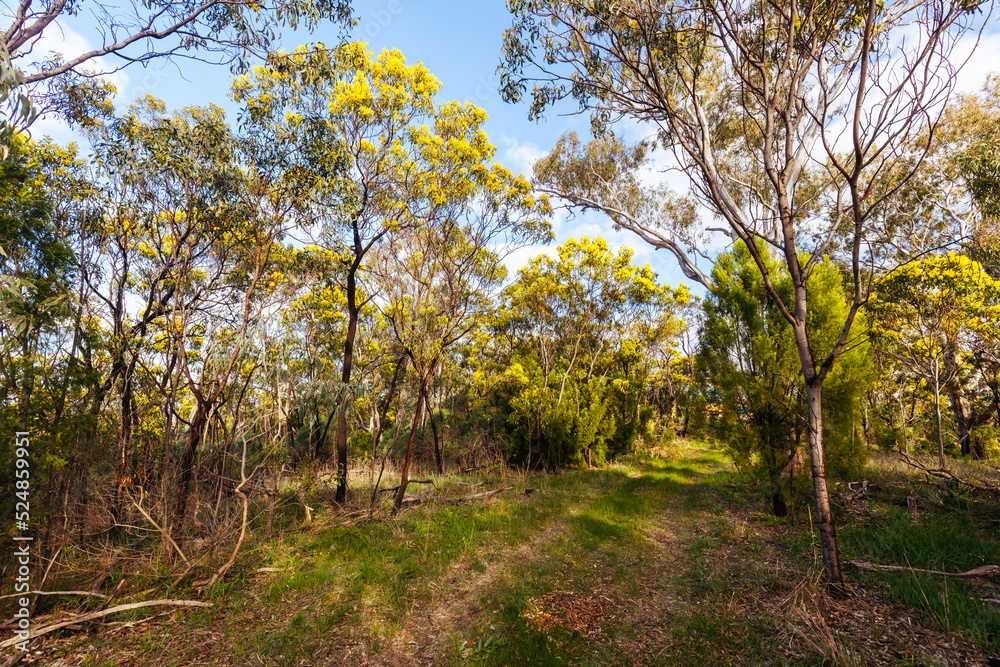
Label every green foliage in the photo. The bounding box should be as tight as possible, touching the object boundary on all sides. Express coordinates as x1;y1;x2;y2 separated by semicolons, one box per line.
868;252;1000;459
699;241;873;513
491;236;691;469
955;74;1000;222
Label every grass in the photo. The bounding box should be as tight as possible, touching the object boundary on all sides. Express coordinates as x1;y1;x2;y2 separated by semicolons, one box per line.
21;440;1000;666
838;452;1000;654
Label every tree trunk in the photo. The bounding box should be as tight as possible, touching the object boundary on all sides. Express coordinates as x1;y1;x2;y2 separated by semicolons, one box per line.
897;390;909;453
333;264;360;503
932;369;945;468
949;389;972;457
805;381;843;585
394;375;428;512
172;402;208;543
372;356;406;465
425;390;443;475
944;345;972;456
112;355;138;527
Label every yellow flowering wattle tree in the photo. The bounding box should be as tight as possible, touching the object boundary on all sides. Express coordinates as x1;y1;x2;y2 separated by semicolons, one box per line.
869;254;1000;464
234;43;551;502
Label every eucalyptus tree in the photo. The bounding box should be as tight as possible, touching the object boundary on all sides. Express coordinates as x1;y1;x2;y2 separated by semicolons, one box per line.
500;236;688;469
83;99;244;532
868;254;1000;463
235;43;549;503
500;0;984;584
368;109;550;509
0;0;353;152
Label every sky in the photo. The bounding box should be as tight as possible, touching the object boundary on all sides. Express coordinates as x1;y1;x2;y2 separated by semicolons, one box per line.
23;0;1000;298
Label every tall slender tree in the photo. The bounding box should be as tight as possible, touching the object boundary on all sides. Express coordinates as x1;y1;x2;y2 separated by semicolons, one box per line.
236;43;550;502
501;0;983;584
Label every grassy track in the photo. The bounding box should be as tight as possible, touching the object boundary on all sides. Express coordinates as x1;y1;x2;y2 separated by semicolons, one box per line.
29;441;1000;666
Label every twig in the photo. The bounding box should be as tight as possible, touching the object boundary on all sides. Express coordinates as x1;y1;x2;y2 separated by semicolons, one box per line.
199;436;250;590
132;490;190;565
0;599;213;649
89;546;124;595
441;486;513;504
32;547;61;608
459;486;512;502
893;449;1000;495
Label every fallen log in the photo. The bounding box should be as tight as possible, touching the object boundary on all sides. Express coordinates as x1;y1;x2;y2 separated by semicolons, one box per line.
847;560;1000;579
376;480;434;495
440;486;513;504
0;599;213;649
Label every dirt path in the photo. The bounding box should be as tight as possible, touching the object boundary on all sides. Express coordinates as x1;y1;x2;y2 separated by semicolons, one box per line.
392;448;988;666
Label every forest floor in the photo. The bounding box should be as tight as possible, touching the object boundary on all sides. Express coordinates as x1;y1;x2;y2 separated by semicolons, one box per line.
12;440;1000;666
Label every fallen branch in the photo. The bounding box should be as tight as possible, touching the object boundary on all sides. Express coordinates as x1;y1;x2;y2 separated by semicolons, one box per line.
847;560;1000;579
0;599;213;649
442;486;513;504
893;449;1000;495
846;480;869;501
108;609;173;632
462;486;511;501
376;479;434;495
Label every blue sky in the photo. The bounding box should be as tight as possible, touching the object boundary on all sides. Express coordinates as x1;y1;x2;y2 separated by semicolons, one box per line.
28;1;1000;296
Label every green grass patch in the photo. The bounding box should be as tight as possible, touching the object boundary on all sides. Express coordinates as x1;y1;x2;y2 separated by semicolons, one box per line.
841;507;1000;653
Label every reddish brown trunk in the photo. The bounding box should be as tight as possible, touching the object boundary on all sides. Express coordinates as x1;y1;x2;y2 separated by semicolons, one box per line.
394;375;428;512
334;264;360;503
172;402;208;542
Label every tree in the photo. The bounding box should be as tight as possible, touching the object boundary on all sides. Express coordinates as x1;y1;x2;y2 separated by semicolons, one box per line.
235;43;550;503
498;236;689;470
0;135;91;573
500;0;983;584
369;115;549;510
868;253;1000;463
700;241;872;516
0;0;353;148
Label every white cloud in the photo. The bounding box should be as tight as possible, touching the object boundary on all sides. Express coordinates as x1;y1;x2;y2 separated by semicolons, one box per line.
500;135;547;178
19;22;131;143
503;242;556;277
28;113;74;145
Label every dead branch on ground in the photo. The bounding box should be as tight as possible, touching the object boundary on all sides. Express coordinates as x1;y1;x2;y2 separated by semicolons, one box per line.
893;449;1000;495
847;560;1000;579
0;599;213;649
